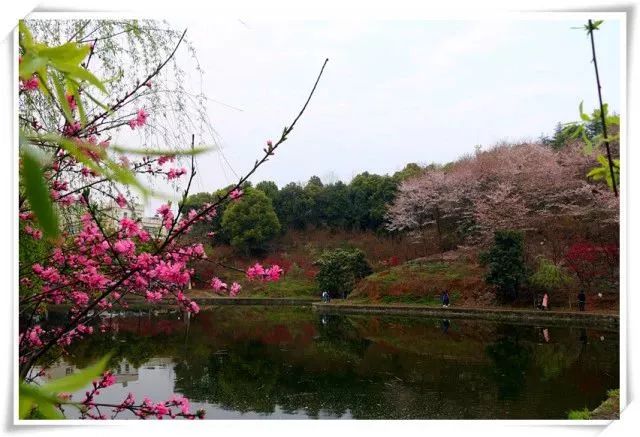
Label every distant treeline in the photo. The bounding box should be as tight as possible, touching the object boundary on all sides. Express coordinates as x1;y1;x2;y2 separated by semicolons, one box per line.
182;114;619;249
182;163;425;243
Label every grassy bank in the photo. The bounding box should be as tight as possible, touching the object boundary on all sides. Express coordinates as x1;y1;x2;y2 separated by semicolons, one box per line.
568;389;619;420
350;254;493;306
312;302;619;329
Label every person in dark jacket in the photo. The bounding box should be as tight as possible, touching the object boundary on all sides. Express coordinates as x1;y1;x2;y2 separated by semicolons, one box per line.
578;290;586;311
441;291;450;308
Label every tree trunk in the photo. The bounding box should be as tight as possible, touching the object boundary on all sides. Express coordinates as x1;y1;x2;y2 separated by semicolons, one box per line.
435;206;443;258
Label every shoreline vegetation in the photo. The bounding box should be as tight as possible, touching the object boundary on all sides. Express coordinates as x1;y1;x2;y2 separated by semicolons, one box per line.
569;389;620;420
82;295;619;329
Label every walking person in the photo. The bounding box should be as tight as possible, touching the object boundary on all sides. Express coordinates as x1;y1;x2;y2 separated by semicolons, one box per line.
578;290;586;311
541;292;549;311
441;290;450;308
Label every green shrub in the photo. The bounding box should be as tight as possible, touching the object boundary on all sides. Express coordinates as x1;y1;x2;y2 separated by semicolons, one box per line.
529;257;573;291
315;248;372;298
567;408;591;420
221;187;280;254
480;230;526;301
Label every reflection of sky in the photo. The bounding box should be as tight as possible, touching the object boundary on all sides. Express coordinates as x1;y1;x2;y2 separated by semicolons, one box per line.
63;359;351;419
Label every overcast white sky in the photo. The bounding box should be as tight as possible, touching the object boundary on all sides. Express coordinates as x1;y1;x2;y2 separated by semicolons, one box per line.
143;18;622;206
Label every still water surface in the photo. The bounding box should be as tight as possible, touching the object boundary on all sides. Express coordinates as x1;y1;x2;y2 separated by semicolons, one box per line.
43;306;618;419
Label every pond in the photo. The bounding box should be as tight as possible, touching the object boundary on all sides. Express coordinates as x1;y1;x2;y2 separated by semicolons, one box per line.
38;305;619;420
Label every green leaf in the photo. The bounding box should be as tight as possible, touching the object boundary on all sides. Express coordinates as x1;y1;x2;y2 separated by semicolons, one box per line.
587;154;620;190
18;355;112;420
28;133;152;198
20;142;59;240
18;20;34;50
39;43;90;67
579;101;590;122
52;73;73;123
69;81;87;126
19;383;67;420
43;354;111;393
567;123;582;139
110;144;213;156
35;400;64;420
81;88;110;111
58;64;106;94
19;383;63;419
581;130;593;154
19;53;47;80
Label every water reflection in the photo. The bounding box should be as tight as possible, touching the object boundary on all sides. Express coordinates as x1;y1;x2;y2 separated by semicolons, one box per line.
441;319;451;334
40;306;618;420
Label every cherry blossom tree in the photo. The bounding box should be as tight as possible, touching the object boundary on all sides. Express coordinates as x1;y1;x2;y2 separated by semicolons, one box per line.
18;19;328;420
385;170;473;254
387;142;618;248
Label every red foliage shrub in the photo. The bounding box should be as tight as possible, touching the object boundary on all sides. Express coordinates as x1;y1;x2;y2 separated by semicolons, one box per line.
565;241;619;292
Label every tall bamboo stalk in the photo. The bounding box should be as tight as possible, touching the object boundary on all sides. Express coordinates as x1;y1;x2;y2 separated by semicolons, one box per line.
588;19;618;197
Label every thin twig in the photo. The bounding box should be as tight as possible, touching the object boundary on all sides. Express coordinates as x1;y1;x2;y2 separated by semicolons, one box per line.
19;58;329;380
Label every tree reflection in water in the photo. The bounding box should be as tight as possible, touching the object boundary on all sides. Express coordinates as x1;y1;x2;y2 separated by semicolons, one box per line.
44;306;619;419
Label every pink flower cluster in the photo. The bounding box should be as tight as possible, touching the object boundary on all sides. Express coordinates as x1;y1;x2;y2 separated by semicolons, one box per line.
211;277;227;291
119;217;149;242
113;239;136;256
81;373;203;419
167;167;187;180
63;121;81;137
20;75;39;91
157;204;175;231
246;263;283;281
66;93;77;111
57;324;94;347
22;326;44;347
128;109;148;130
176;291;200;314
210;277;242;297
230;189;243;200
158;155;175;166
229;282;241;297
115;194;127;208
23;225;43;240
